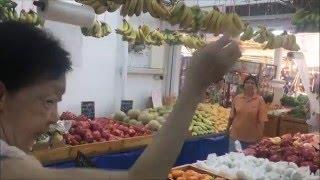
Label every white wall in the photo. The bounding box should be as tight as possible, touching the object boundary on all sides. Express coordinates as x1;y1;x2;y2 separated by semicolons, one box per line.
45;12;122;117
124;14;166;109
12;1;121;117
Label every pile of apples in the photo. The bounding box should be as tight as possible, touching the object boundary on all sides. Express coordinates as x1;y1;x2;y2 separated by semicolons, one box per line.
61;112;151;146
244;133;320;173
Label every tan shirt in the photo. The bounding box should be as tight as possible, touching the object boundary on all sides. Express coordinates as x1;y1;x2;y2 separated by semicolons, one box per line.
230;94;268;143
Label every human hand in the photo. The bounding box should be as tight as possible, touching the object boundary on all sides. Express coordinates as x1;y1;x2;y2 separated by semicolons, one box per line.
184;36;241;93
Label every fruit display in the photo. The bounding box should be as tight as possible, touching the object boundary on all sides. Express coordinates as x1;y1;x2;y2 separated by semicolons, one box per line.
168;168;224;180
75;0;123;14
178;33;206;49
241;25;300;51
116;20;206;49
292;9;320;32
33;122;69;151
61;113;151;146
169;3;244;36
81;20;112;38
113;106;172;132
190;109;215;136
0;2;42;27
201;10;244;37
243;133;320;173
280;94;309;119
195;152;320;180
124;0;170;19
190;103;230;136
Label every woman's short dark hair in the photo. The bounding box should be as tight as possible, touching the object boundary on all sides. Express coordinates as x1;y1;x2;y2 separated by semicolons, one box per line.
0;21;72;92
243;75;259;87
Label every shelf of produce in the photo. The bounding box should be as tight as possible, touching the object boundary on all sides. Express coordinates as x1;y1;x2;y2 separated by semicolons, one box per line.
33;135;153;165
169;164;230;180
279;115;309;136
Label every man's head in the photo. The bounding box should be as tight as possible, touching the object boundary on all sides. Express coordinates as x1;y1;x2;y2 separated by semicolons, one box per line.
243;75;258;93
0;22;71;151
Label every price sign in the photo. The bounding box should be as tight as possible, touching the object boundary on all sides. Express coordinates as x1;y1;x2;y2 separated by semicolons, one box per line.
81;101;95;120
121;100;133;113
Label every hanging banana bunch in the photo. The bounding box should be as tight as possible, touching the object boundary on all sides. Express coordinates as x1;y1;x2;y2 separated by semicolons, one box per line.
145;28;165;46
81;20;112;38
76;0;122;14
134;25;150;45
116;19;136;42
19;10;42;27
168;1;194;29
143;0;170;19
189;5;205;32
201;9;244;37
163;30;181;45
292;9;320;32
178;34;206;50
240;24;254;41
0;5;18;22
120;0;143;17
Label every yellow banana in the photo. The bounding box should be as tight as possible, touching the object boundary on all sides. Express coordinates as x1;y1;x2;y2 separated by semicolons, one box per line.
232;13;244;31
128;0;138;16
106;1;121;12
168;2;185;25
139;28;146;43
95;5;108;14
141;25;150;35
135;29;142;43
207;10;220;33
180;7;193;29
134;0;143;16
202;10;214;30
120;0;130;16
143;0;148;13
211;12;223;34
156;0;170;19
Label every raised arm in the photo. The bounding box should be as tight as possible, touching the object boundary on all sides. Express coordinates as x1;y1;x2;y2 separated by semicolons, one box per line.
129;37;241;180
1;37;241;180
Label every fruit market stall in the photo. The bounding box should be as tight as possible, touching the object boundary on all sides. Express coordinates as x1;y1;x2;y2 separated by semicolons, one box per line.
33;110;230;166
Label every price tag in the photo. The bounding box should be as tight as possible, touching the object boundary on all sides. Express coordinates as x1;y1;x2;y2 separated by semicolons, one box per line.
81;101;95;120
121;100;133;113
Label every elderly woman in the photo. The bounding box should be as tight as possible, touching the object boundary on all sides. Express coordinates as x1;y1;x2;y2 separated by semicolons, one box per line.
0;22;241;180
227;75;268;152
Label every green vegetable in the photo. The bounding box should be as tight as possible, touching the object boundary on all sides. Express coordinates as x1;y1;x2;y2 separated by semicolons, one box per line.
297;94;309;105
289;105;307;119
280;95;300;107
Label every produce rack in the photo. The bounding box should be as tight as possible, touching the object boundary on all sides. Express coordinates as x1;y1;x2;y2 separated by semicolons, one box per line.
34;131;228;165
33;135;153;165
264;109;310;137
279;115;310;136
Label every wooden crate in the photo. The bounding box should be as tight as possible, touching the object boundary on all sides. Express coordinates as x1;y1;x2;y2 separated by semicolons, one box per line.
279;115;309;136
264;115;280;137
32;135;153;165
169;164;230;180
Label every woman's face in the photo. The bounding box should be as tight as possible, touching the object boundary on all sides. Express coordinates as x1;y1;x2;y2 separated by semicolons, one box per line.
0;75;66;151
244;79;256;93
